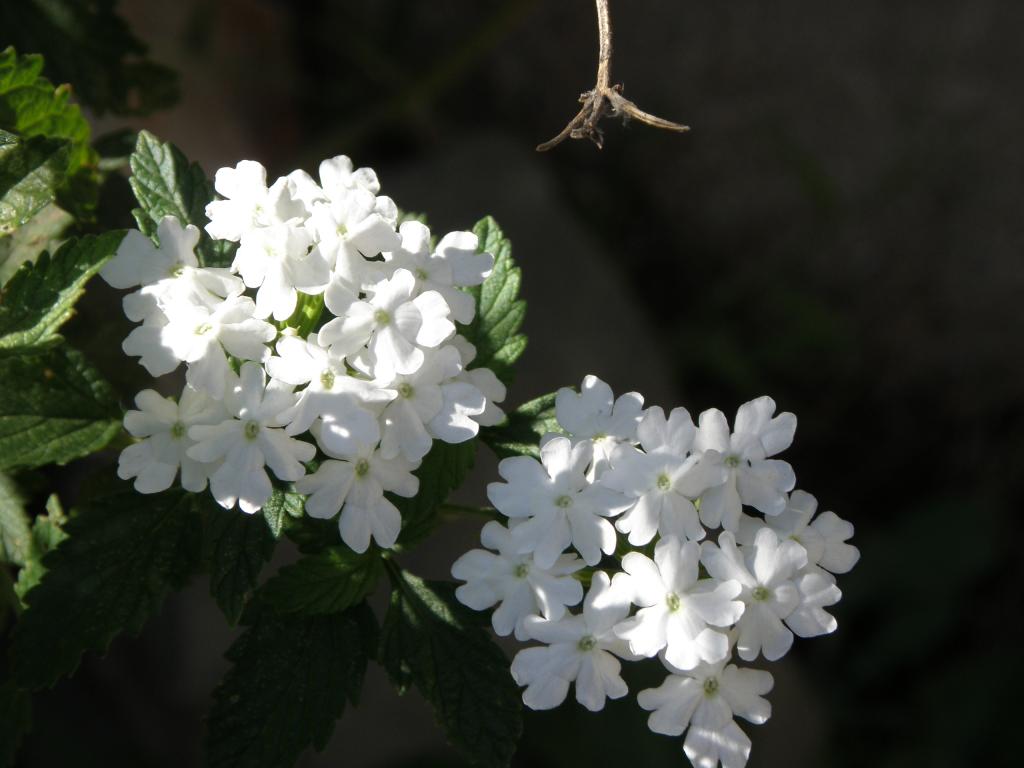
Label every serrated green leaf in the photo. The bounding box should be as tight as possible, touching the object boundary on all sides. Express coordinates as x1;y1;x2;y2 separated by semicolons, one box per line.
0;345;120;471
203;504;276;625
0;471;30;566
129;130;233;267
394;440;476;547
0;681;32;767
11;481;203;690
261;547;383;617
207;602;377;768
0;9;178;117
0;130;69;235
0;230;125;351
462;216;527;385
480;392;563;460
13;492;69;600
262;487;304;539
0;47;95;171
0;201;73;285
380;568;522;767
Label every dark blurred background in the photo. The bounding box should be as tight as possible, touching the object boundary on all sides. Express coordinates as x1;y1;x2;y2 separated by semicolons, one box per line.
10;0;1024;766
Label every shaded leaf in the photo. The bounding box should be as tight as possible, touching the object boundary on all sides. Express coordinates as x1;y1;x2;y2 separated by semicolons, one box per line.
0;471;30;566
394;440;476;547
0;130;69;235
13;492;69;600
203;504;276;625
480;392;562;460
261;547;383;617
12;481;203;690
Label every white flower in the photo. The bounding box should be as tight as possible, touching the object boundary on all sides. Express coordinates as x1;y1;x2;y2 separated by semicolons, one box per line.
187;363;315;513
378;345;486;461
102;217;243;323
233;222;329;321
294;428;418;552
118;385;226;493
614;537;743;670
739;490;859;576
205;160;306;241
383;221;493;324
266;334;390;454
555;374;645;473
694;397;797;532
122;295;276;396
700;528;807;661
450;336;507;427
306;188;401;290
510;572;634;712
318;268;455;383
318;154;387;200
487;436;631;568
638;659;773;768
602;407;727;545
451;520;584;639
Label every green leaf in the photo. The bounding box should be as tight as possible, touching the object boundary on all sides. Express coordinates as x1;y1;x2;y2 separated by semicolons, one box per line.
14;492;69;600
0;9;178;116
207;603;377;768
463;216;527;385
0;201;73;285
394;440;476;547
0;682;32;767
202;504;276;625
129;130;233;267
0;47;95;171
0;130;69;235
480;392;562;460
261;487;305;539
0;231;125;352
380;568;522;767
0;345;121;471
261;547;383;617
11;482;203;690
0;471;30;566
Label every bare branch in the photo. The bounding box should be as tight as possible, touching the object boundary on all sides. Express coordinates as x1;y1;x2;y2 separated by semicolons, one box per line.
537;0;689;151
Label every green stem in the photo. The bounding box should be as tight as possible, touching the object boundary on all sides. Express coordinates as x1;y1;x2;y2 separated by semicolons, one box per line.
280;292;325;338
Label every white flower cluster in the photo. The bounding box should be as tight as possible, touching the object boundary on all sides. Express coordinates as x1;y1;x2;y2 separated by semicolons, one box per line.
102;156;506;553
451;375;859;768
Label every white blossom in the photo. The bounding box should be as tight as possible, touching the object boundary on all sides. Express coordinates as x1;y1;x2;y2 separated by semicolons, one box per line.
295;426;418;552
556;374;645;473
383;221;493;324
450;336;507;427
700;528;807;661
118;385;226;493
205;160;305;241
614;537;744;670
694;397;797;532
266;334;390;454
122;295;276;396
638;659;773;768
510;572;634;712
186;362;314;513
318;268;455;383
451;520;584;639
487;436;631;568
233;222;329;321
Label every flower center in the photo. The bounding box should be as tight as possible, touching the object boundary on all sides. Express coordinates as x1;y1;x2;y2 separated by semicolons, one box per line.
513;562;530;579
592;432;607;441
169;263;185;278
752;586;771;602
397;382;414;399
656;473;672;491
724;454;742;468
665;592;682;612
414;268;428;280
243;420;260;440
320;369;336;389
194;322;213;336
373;309;390;325
703;677;720;697
577;635;597;652
555;494;573;509
170;421;186;439
354;458;370;477
336;223;348;236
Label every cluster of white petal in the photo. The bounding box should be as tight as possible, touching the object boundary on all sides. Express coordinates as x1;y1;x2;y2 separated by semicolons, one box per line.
103;155;506;553
451;375;859;768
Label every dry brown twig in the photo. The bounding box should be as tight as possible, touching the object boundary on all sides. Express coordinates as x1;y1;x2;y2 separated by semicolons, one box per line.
537;0;689;151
